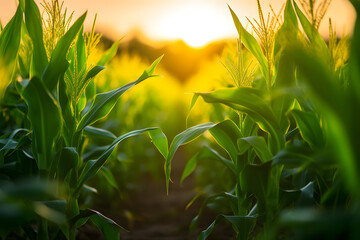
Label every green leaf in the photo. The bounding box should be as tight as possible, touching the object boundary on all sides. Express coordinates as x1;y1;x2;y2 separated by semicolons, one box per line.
274;0;298;56
100;167;119;190
292;0;328;58
58;72;76;146
24;0;48;77
90;211;123;239
148;128;168;159
76;128;160;194
238;136;272;162
198;214;256;240
285;43;359;196
291;110;324;148
72;209;127;239
0;180;63;234
0;5;23;100
57;147;79;185
43;12;87;91
272;0;298;132
85;79;96;101
0;5;22;62
198;88;284;154
240;162;281;220
97;39;121;66
76;27;87;70
181;146;236;184
180;152;197;184
136;54;164;81
279;208;354;239
85;65;105;82
349;0;360;102
208;119;241;163
76;55;163;131
0;129;29;152
186;93;200;128
165;122;216;193
83;126;116;140
228;5;269;81
298;181;314;207
272;145;314;169
22;77;62;170
223;215;256;239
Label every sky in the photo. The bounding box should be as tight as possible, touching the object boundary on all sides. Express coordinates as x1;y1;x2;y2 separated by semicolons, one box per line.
0;0;356;47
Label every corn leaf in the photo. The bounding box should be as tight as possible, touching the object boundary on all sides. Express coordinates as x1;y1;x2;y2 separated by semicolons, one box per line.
228;5;269;81
22;77;62;170
286;43;359;195
148;128;168;159
165;122;216;193
97;39;121;66
272;145;315;168
76;27;87;70
90;211;123;239
43;12;87;92
240;162;277;220
0;5;22;61
76;127;161;194
292;0;328;58
273;0;298;56
185;93;200;128
181;146;235;184
100;167;119;190
0;180;63;233
76;55;163;131
208;119;241;163
57;147;78;183
24;0;48;77
291;110;324;149
58;72;76;146
0;129;29;152
0;5;22;100
72;209;127;239
238;136;272;162
83;126;116;140
272;0;298;133
198;214;256;240
349;0;360;102
198;88;284;155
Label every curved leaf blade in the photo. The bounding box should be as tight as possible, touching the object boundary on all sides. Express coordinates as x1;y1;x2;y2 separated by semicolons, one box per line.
76;55;163;131
198;88;284;154
208;119;241;163
181;146;236;184
76;128;161;194
24;0;48;77
43;12;87;91
165;122;216;193
22;77;62;170
97;39;121;66
83;126;116;140
228;5;269;81
0;5;23;100
238;136;272;162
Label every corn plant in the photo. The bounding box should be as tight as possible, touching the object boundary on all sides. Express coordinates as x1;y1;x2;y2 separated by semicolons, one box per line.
157;0;360;239
0;0;167;239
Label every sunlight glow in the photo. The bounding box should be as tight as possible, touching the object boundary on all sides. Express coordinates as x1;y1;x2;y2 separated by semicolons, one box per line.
157;5;231;48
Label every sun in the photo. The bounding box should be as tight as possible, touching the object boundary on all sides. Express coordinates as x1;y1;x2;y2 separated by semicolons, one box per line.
158;5;227;48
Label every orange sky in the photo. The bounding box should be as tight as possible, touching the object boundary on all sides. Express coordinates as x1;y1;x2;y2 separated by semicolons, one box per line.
0;0;356;47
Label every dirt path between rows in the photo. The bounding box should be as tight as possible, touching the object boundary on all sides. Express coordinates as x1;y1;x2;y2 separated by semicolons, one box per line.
78;151;233;240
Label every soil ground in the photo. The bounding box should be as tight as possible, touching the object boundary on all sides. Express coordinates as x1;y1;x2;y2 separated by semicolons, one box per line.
78;151;234;240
